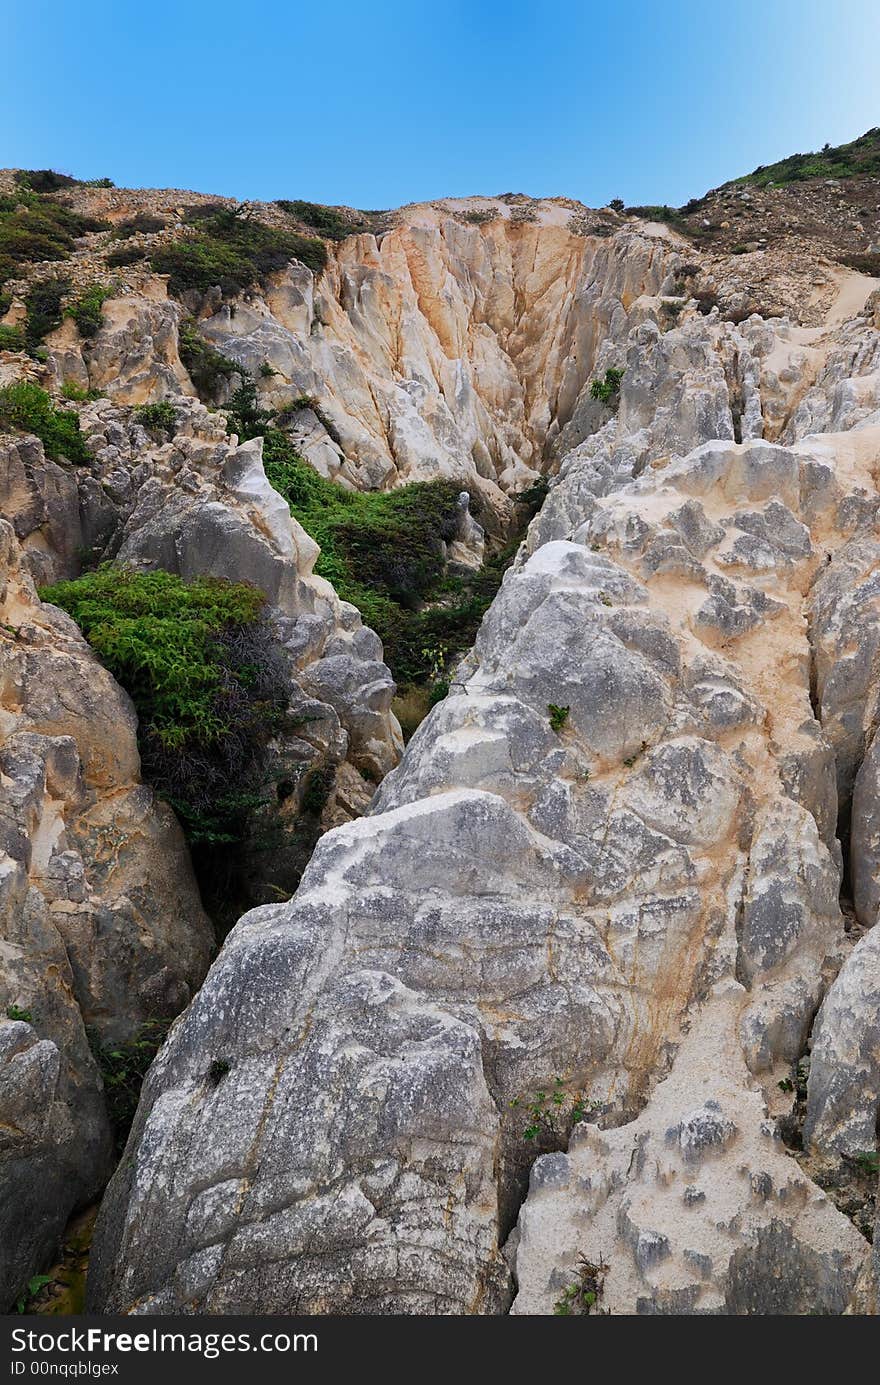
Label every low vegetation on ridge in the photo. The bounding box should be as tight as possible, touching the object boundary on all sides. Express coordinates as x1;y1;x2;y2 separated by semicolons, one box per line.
150;205;327;298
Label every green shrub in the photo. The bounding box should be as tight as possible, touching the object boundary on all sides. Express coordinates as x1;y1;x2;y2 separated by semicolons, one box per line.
66;282;113;339
150;206;327;299
732;128;880;187
61;379;101;402
178;317;239;398
226;377;274;440
0;191;108;287
14;169;114;194
263;428;459;599
548;703;570;733
14;170;79;193
589;366;624;405
0;323;24;351
133;400;177;438
275;199;370;241
106;244;145;269
114;212;167;239
24;275;69;351
263;429;513;685
0;380;90;463
842;251;880;276
625;204;690;233
461;208;497;225
39;567;290;847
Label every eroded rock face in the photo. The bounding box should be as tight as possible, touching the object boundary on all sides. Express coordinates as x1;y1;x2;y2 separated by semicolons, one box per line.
5;187;880;1316
88;331;880;1313
0;522;212;1308
511;985;867;1315
199;215;674;506
0;392;403;1305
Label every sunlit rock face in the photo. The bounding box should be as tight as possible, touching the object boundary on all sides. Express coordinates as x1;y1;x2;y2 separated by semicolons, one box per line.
6;174;880;1314
198;208;675;508
0;394;403;1308
87;236;880;1312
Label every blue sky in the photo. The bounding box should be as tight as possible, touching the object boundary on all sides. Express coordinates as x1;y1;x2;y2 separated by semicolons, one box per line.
5;1;880;209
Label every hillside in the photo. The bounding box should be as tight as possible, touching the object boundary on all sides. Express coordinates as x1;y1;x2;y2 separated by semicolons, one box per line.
0;132;879;1316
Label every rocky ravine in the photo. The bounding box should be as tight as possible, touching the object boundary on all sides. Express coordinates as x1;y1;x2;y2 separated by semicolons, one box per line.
1;174;879;1314
0;394;402;1307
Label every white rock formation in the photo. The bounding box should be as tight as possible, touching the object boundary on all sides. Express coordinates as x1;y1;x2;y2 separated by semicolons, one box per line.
87;256;880;1313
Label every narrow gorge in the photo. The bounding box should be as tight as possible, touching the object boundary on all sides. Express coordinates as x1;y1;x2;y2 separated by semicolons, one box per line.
1;139;879;1315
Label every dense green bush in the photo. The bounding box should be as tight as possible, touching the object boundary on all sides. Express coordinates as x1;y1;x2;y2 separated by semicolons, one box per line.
625;204;690;232
106;244;145;269
843;251;880;276
66;282;113;338
150;206;327;298
178;317;240;398
133;400;177;438
39;567;290;849
262;429;511;684
114;212;167;239
61;379;101;402
14;170;114;194
0;191;108;287
0;380;90;463
589;366;624;404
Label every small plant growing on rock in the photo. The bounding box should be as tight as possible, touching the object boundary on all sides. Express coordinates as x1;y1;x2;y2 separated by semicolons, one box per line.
553;1255;608;1315
548;703;570;733
209;1059;230;1085
178;317;239;400
589;367;624;405
15;1275;53;1315
61;379;101;402
6;1004;33;1023
24;275;69;352
87;1018;172;1150
512;1076;593;1141
852;1150;879;1178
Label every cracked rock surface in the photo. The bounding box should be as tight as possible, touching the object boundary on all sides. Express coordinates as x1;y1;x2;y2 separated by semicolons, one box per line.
84;214;880;1312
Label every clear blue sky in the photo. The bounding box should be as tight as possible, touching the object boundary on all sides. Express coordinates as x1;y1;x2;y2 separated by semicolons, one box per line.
5;1;880;209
